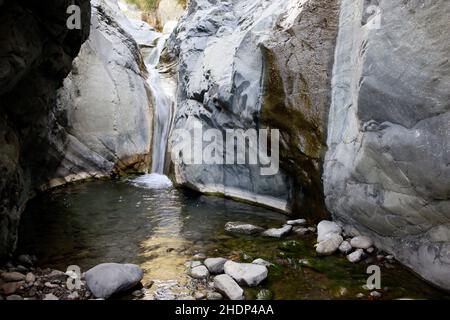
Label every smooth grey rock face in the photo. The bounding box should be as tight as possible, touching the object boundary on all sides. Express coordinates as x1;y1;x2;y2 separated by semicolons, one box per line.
262;225;292;238
204;258;227;274
55;0;153;185
168;0;340;216
213;274;244;300
316;234;343;256
317;221;342;242
85;263;144;299
223;261;268;287
324;0;450;290
224;222;264;235
0;0;91;259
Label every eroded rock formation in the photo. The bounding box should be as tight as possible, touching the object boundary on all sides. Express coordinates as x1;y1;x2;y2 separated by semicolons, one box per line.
0;0;91;258
168;0;340;216
324;0;450;289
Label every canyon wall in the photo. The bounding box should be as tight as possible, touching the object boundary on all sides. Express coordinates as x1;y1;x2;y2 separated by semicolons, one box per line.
0;0;153;258
0;0;91;258
324;0;450;289
168;0;340;216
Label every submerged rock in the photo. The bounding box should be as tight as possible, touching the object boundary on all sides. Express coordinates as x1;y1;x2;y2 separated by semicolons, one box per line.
214;274;244;300
262;225;292;238
316;234;343;256
204;258;227;274
225;222;264;235
224;261;268;287
85;263;143;299
286;219;306;226
317;221;342;242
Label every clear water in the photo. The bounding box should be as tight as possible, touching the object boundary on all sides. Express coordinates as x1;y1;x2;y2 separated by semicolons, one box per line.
17;179;450;300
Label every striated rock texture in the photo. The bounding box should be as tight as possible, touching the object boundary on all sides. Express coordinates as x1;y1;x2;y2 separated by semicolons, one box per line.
54;0;153;187
169;0;340;215
324;0;450;290
0;0;91;259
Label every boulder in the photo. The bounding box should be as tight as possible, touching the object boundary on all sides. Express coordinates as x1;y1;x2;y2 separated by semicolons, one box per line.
338;241;353;255
350;236;374;250
316;234;343;256
204;258;227;274
225;222;264;235
317;221;342;242
262;225;292;238
189;266;210;280
223;261;268;287
85;263;144;299
347;249;365;263
213;274;244;300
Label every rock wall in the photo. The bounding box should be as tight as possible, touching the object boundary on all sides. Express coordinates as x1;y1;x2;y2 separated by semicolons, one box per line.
324;0;450;289
169;0;340;215
0;0;91;258
54;0;153;187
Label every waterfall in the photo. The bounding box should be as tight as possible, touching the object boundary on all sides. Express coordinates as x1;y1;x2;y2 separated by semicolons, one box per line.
145;29;175;174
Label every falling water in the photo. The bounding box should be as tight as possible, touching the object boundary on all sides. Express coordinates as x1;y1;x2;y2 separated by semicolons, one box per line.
145;27;175;174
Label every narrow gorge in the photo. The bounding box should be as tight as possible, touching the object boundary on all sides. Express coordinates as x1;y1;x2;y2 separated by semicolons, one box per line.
0;0;449;301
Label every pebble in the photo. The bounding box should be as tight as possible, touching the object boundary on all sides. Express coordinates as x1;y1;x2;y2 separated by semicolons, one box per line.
214;274;244;300
67;291;80;300
386;255;395;261
366;247;375;254
347;249;365;263
189;265;210;280
262;225;292;238
338;240;353;254
44;282;58;288
252;258;273;267
1;271;25;282
207;292;223;300
316;234;343;256
350;236;374;249
0;282;20;295
25;272;35;283
225;222;264;235
293;227;309;235
224;261;268;287
193;253;206;260
356;293;365;299
317;221;342;242
43;293;59;300
204;258;227;274
370;291;382;298
194;292;206;300
286;219;306;226
256;289;273;300
6;294;23;300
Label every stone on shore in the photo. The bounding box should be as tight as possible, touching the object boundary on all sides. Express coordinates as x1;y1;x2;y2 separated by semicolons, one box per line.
252;259;273;267
189;265;210;280
25;272;35;283
43;293;59;300
207;291;223;300
204;258;227;274
224;261;268;287
225;222;264;235
85;263;143;299
317;221;342;242
347;249;365;263
339;241;353;254
316;234;343;256
1;271;25;282
350;236;374;249
286;219;306;226
214;274;244;300
262;225;292;238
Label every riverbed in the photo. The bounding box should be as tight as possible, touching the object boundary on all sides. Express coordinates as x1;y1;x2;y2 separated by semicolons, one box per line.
16;177;449;300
